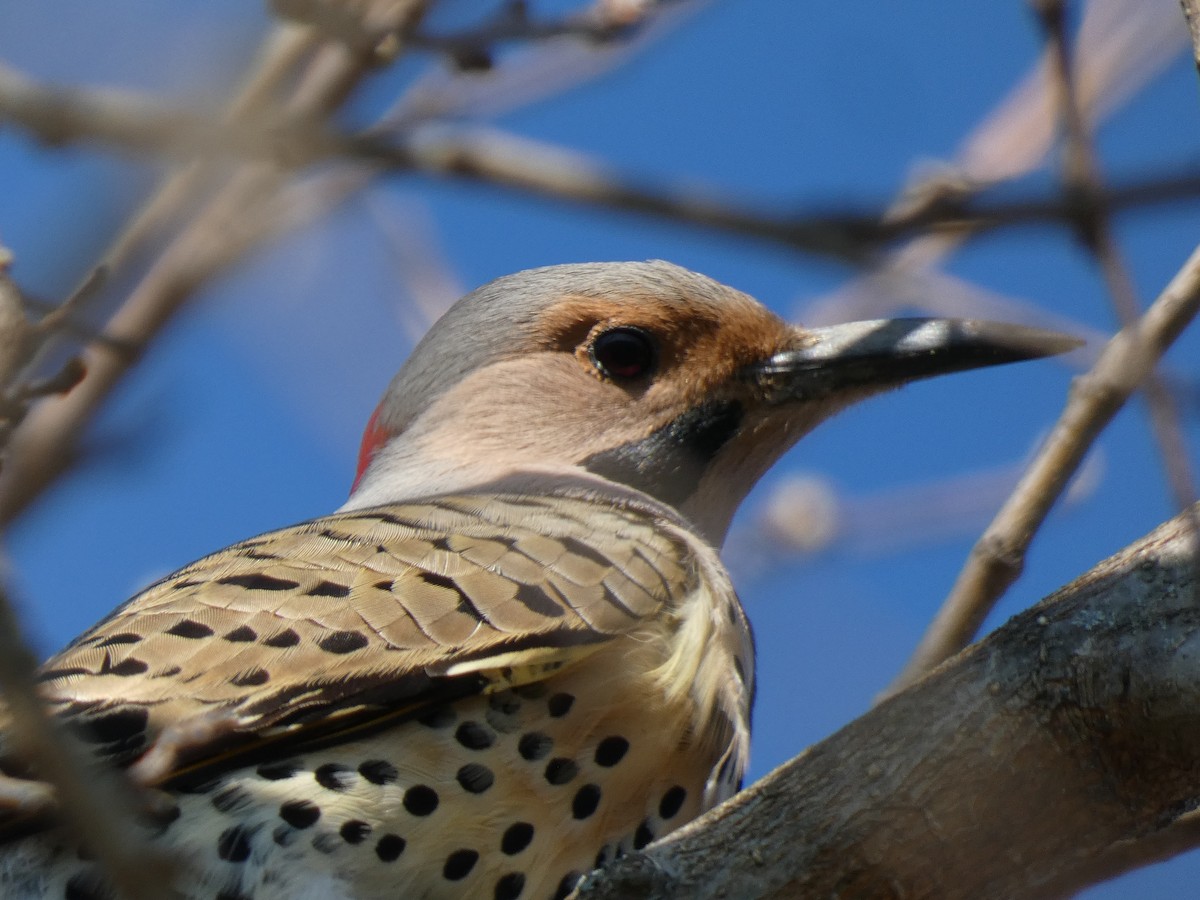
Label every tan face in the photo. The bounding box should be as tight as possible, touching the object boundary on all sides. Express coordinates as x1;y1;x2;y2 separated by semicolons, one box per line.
365;289;816;543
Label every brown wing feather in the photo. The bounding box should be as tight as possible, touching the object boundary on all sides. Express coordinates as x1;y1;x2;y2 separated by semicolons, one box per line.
5;493;692;794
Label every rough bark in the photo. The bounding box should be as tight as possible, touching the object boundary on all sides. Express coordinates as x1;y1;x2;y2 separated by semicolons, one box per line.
578;505;1200;899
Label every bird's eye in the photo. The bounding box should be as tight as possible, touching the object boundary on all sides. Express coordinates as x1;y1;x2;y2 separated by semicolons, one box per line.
589;327;657;381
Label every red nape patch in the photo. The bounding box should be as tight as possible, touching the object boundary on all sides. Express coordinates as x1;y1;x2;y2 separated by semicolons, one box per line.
351;404;389;494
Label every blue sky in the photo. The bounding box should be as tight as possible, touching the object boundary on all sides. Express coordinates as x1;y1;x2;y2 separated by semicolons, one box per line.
2;1;1200;894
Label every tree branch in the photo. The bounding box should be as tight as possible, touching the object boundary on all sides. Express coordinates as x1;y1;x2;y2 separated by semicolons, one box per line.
578;502;1200;899
891;233;1200;692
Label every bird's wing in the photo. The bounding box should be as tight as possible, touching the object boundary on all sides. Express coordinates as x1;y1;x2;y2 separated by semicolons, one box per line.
3;493;694;794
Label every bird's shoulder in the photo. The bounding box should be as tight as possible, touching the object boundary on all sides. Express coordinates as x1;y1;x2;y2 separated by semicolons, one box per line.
16;493;700;783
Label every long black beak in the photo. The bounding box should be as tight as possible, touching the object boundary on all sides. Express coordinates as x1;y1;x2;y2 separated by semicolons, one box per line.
753;318;1082;403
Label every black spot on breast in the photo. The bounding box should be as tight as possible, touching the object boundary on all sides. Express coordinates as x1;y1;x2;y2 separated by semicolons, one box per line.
553;872;583;900
659;785;686;819
306;580;350;598
489;692;521;715
455;721;494;750
257;761;300;781
418;706;456;728
231;668;270;687
518;732;552;760
375;833;405;862
279;799;321;829
358;759;398;784
582;400;744;507
151;802;181;835
318;631;369;654
634;820;655;849
312;832;342;854
547;693;574;717
456;763;494;794
403;785;439;816
500;822;534;855
544;758;578;785
494;873;526;900
443;848;479;881
211;784;252;814
263;628;300;648
340;820;371;844
315;764;355;791
594;736;629;767
166;619;212;639
223;626;257;643
572;784;601;819
217;825;254;862
218;573;300;591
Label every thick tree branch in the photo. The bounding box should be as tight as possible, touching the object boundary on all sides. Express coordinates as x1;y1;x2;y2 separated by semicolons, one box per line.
578;503;1200;899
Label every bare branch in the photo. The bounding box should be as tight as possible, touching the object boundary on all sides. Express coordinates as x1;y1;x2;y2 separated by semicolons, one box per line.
887;0;1200;692
890;236;1200;694
1037;0;1197;518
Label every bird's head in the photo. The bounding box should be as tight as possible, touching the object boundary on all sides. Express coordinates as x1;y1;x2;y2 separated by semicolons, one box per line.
346;261;1077;545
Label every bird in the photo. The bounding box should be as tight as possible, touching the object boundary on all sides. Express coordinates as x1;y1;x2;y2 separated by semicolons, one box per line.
0;261;1075;900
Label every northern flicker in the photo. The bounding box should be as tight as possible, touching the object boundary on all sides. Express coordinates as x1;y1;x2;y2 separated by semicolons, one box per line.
0;261;1075;900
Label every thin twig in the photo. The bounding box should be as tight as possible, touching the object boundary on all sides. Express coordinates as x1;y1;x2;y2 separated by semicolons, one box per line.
888;239;1200;695
1037;0;1198;536
5;61;1200;263
889;0;1200;691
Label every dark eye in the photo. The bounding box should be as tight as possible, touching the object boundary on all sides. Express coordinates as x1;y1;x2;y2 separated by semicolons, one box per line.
589;327;657;381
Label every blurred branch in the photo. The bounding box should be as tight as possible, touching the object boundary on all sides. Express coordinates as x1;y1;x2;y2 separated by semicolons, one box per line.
889;237;1200;695
1037;0;1196;517
274;0;667;67
801;0;1186;325
0;255;171;899
5;62;1200;265
580;504;1200;899
887;0;1200;693
0;1;434;525
1184;0;1200;67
